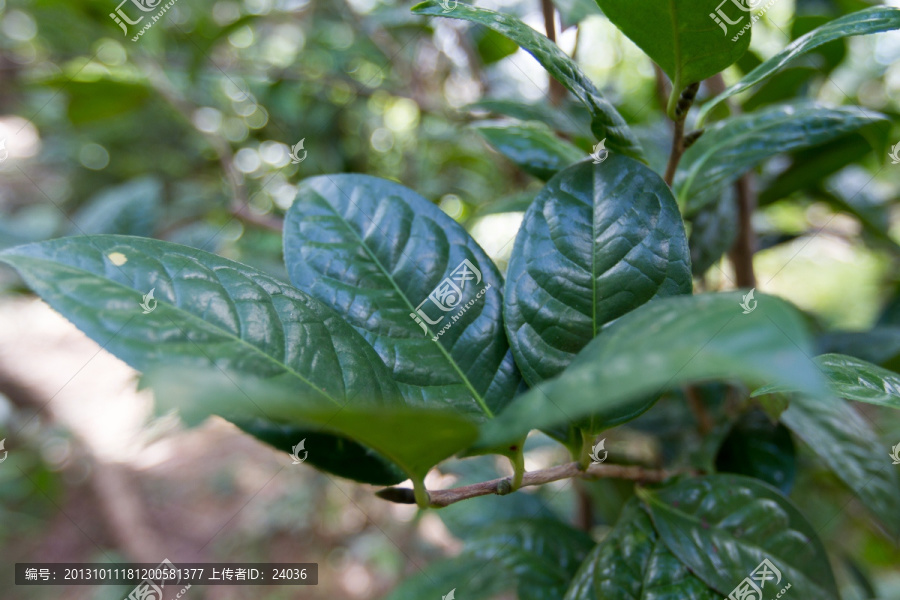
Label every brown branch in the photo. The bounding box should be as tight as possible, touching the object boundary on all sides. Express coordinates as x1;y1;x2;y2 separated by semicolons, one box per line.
377;461;678;508
541;0;566;105
707;74;757;287
663;118;685;186
728;174;757;287
663;82;700;186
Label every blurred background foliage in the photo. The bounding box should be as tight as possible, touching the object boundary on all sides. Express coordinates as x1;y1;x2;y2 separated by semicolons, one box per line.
1;0;899;598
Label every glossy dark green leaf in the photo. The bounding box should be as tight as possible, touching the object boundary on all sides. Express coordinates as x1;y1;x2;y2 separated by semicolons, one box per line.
477;122;584;181
715;410;796;493
678;103;886;214
0;235;413;485
639;475;839;599
147;368;478;482
753;353;900;410
564;500;720;600
411;1;645;160
504;157;692;384
781;395;900;538
386;518;593;600
283;174;520;422
479;292;830;448
69;177;163;237
698;6;900;124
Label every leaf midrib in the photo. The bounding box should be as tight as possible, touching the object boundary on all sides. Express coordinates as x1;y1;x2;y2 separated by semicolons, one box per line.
312;191;495;418
9;252;345;407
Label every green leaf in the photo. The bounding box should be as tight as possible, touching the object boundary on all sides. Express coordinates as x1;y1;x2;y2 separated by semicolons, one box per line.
387;518;593;600
147;368;478;483
564;499;720;600
818;328;900;373
466;98;591;137
504;157;692;385
758;124;892;207
595;0;750;112
474;27;519;64
698;6;900;125
479;292;830;447
715;410;796;493
477;122;584;181
411;1;645;160
638;475;839;599
0;235;413;485
687;186;737;276
384;553;507;600
69;177;163;237
677;103;887;215
283;174;520;422
234;424;405;485
780;395;900;538
753;353;900;410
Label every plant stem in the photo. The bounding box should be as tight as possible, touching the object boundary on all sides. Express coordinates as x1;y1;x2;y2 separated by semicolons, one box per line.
663;118;685;186
377;462;680;508
577;428;593;470
663;82;700;186
412;477;431;509
728;173;758;287
541;0;566;105
509;445;525;491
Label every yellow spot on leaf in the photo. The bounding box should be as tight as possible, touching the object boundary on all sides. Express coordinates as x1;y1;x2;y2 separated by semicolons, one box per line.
107;252;127;266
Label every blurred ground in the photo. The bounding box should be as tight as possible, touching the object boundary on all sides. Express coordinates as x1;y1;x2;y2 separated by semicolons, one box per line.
0;297;460;600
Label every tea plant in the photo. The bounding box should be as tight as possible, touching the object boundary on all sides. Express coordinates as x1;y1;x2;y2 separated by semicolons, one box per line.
2;1;900;598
